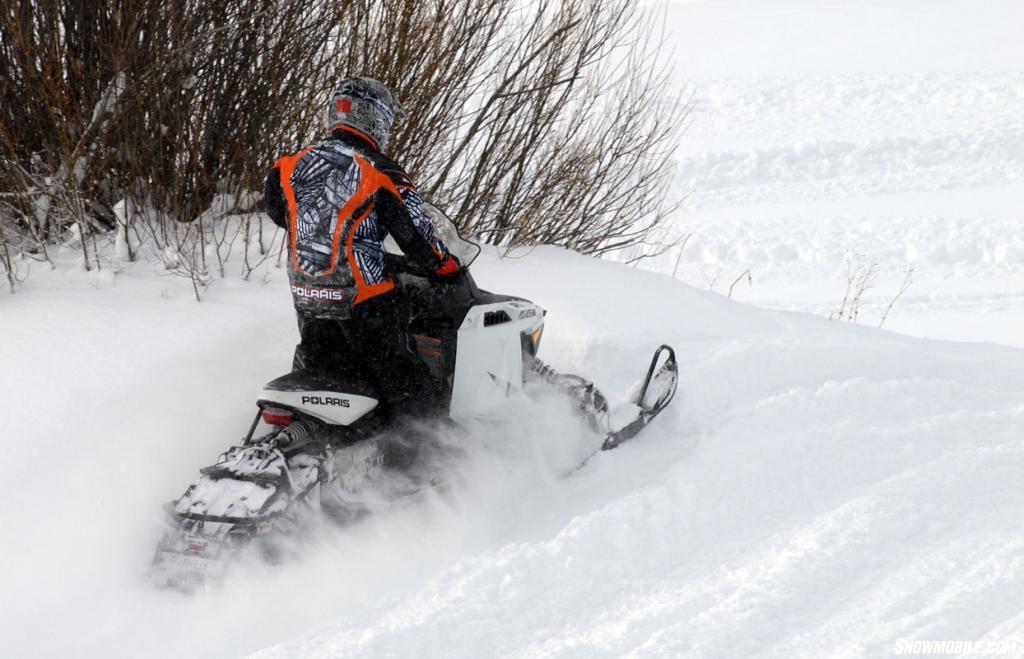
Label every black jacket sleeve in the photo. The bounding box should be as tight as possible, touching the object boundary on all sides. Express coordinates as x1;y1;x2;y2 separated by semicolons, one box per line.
264;167;288;230
374;188;459;278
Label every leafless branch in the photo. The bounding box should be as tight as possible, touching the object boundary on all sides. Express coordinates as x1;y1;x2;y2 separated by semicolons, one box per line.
879;267;914;328
727;268;752;299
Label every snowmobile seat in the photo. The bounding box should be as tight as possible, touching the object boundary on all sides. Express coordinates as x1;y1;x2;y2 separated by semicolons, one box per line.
263;368;378;398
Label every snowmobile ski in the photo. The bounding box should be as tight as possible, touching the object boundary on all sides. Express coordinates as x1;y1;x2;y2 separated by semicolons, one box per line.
601;345;678;450
560;345;679;476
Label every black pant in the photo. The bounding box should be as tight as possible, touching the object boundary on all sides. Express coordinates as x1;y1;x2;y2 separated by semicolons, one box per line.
292;293;434;419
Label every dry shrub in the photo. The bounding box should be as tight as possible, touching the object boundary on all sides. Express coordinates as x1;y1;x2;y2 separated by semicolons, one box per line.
1;0;334;268
0;0;683;289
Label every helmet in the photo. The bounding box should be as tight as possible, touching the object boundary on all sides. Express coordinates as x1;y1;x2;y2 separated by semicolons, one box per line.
325;76;406;151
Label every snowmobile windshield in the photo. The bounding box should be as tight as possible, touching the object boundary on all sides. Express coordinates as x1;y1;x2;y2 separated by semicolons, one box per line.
382;203;481;268
423;203;480;267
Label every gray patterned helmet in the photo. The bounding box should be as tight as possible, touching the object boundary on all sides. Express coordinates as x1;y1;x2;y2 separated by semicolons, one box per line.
325;77;406;151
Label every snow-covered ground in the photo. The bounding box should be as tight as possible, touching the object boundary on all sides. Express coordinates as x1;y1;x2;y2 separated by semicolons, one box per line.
2;1;1023;657
3;246;1023;658
622;0;1024;348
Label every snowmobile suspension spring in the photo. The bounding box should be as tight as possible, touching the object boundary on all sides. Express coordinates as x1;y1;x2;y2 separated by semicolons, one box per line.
531;358;591;390
279;419;315;447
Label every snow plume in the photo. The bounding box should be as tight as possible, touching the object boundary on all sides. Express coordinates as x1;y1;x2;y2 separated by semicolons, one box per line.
0;249;603;659
191;384;602;657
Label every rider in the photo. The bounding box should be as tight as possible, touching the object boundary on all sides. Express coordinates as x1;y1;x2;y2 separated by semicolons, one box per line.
264;76;461;418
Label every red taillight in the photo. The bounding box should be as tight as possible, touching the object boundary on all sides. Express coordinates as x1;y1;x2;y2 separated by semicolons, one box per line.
261;407;294;426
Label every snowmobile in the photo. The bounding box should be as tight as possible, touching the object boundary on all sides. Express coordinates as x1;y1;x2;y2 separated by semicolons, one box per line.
151;207;678;590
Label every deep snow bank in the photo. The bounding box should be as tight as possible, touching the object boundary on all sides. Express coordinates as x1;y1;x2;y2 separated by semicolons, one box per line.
3;246;1022;658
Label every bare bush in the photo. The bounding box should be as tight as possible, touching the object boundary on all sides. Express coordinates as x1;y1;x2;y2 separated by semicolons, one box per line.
1;0;683;290
0;210;23;291
349;0;685;254
831;252;879;323
1;0;338;280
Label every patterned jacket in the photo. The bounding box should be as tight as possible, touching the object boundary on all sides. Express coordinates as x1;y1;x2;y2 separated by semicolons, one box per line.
265;127;459;318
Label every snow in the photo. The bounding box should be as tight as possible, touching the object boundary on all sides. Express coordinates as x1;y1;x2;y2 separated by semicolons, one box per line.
2;0;1024;657
3;244;1023;657
618;0;1024;349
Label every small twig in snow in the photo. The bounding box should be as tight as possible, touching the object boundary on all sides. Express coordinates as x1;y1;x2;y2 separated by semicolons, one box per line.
672;232;692;280
727;268;752;299
879;267;914;328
